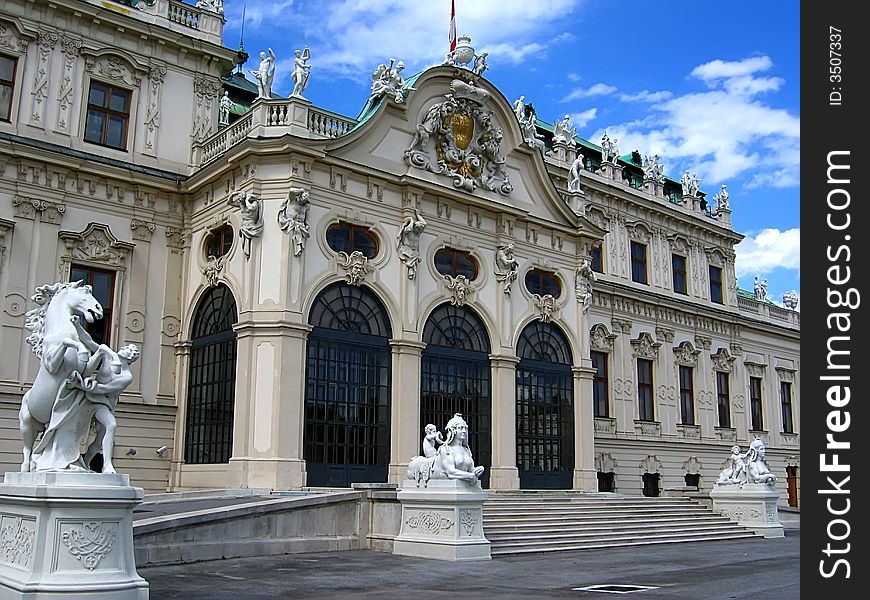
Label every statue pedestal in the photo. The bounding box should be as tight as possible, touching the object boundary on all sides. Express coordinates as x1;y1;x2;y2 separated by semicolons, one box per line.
392;479;491;561
0;472;148;599
710;483;784;538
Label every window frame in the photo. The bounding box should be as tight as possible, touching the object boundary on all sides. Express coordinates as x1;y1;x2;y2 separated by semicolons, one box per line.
781;380;794;433
709;265;724;304
716;371;731;428
525;268;562;298
630;241;648;284
204;224;234;259
591;350;609;418
325;221;380;258
590;246;603;273
636;358;655;421
672;253;688;295
749;376;764;431
83;80;133;150
0;53;17;123
69;264;117;347
434;247;479;280
678;365;695;425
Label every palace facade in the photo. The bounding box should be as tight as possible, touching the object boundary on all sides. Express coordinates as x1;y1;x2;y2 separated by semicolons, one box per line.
0;1;800;505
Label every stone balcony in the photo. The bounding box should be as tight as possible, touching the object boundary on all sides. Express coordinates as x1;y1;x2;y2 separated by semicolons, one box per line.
192;98;357;166
82;0;225;46
736;295;800;329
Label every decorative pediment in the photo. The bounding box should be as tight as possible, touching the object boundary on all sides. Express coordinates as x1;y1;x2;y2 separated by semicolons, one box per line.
590;323;616;352
585;206;609;231
595;452;618;473
640;455;662;474
631;332;660;360
667;234;690;255
84;50;146;87
776;367;796;382
0;18;35;54
59;223;134;267
744;361;767;377
673;341;700;367
711;347;736;372
682;456;703;474
705;246;726;268
404;79;512;195
626;220;652;243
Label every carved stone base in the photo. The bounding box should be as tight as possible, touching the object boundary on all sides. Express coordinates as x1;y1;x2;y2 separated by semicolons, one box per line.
710;483;784;538
393;479;491;561
0;472;148;599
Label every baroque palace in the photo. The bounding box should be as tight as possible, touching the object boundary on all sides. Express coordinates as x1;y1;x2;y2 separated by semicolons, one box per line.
0;1;799;504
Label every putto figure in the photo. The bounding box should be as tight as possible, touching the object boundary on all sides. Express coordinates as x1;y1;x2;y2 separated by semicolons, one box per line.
407;413;485;487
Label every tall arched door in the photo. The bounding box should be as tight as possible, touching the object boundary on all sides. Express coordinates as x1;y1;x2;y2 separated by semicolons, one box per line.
516;321;574;489
421;304;492;488
304;283;392;487
184;284;238;465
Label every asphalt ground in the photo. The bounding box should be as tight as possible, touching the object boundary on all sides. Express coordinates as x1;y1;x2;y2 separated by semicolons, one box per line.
139;517;800;600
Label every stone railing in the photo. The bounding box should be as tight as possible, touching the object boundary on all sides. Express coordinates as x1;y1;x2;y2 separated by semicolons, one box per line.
84;1;225;45
737;296;800;328
192;99;357;166
167;1;201;29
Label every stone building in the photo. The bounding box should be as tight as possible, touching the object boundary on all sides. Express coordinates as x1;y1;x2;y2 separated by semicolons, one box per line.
0;1;799;506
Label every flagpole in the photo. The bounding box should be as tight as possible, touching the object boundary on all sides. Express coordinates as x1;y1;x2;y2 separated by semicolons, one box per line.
449;0;457;55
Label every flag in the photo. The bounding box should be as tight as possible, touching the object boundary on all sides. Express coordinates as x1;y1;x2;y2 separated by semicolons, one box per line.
449;0;457;52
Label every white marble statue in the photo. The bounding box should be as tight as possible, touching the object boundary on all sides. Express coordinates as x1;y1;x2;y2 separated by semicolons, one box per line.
600;132;620;163
278;187;311;256
715;445;748;485
422;423;444;458
250;48;276;99
227;190;264;259
753;275;769;302
18;281;135;473
552;114;576;146
746;438;777;484
513;96;545;149
681;170;701;197
195;0;223;14
407;413;485;487
370;58;415;104
218;91;232;127
568;153;585;192
642;154;664;182
396;209;427;279
472;51;489;76
291;46;311;97
574;258;596;312
494;243;519;295
713;184;730;211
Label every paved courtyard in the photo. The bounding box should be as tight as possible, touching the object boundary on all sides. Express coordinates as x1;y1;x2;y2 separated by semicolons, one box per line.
140;516;799;600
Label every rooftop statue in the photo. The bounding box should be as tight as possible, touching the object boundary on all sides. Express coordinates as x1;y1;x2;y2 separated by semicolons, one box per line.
369;58;415;104
568;153;585;192
291;46;311;98
250;48;276;99
195;0;223;14
600;132;619;163
713;184;730;212
407;413;485;487
552;114;577;147
218;91;232;127
513;96;545;150
471;51;489;76
642;154;664;183
681;170;701;198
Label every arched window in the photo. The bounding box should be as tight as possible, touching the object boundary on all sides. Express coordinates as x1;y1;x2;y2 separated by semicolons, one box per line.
326;221;379;258
305;282;392;487
184;284;237;464
525;268;561;297
421;304;492;487
516;321;574;489
434;247;479;280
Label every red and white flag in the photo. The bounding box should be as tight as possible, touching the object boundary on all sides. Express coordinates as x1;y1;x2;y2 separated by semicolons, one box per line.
449;0;457;52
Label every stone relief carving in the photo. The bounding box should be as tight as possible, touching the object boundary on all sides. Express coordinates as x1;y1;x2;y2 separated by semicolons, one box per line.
0;22;30;54
59;223;134;267
130;219;156;241
228;190;264;259
165;226;191;249
595;452;618;473
682;456;703;474
85;54;142;87
0;515;35;568
56;36;82;132
532;294;557;323
711;347;736;372
574;258;596;313
396;209;426;279
144;64;166;153
673;341;700;367
404;512;453;535
459;509;478;536
191;76;222;141
278;187;311;256
640;455;662;473
494;243;519;296
744;362;766;377
590;323;616;352
407;413;485;487
444;274;471;306
201;255;225;287
406;80;512;195
631;332;660;360
12;195;66;223
61;521;117;570
30;30;58;124
776;367;795;382
337;251;373;285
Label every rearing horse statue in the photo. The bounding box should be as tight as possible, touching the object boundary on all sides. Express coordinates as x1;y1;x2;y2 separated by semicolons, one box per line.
19;281;103;472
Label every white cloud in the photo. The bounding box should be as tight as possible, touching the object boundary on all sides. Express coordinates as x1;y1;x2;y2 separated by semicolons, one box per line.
590;55;799;188
734;228;800;278
691;56;773;82
561;83;617;102
619;90;673;103
567;108;598;128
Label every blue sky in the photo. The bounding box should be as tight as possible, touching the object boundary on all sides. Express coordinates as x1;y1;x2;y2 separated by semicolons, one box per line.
219;0;800;307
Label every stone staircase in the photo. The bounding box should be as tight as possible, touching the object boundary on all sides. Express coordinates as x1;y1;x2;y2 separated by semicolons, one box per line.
484;492;762;556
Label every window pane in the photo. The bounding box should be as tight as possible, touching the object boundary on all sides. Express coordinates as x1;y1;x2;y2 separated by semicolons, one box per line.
88;83;107;107
0;56;14;81
91;271;113;306
110;89;129;113
84;110;105;143
0;86;11;121
326;224;351;253
106;115;126;148
591;247;603;273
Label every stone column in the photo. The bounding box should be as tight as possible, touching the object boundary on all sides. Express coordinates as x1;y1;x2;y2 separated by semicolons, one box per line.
168;340;191;490
573;364;598;491
489;354;520;490
388;339;426;483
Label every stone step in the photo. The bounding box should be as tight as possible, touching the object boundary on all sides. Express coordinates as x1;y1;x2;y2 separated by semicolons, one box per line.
486;523;748;542
483;508;715;519
489;531;762;555
483;513;722;527
484;517;736;534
